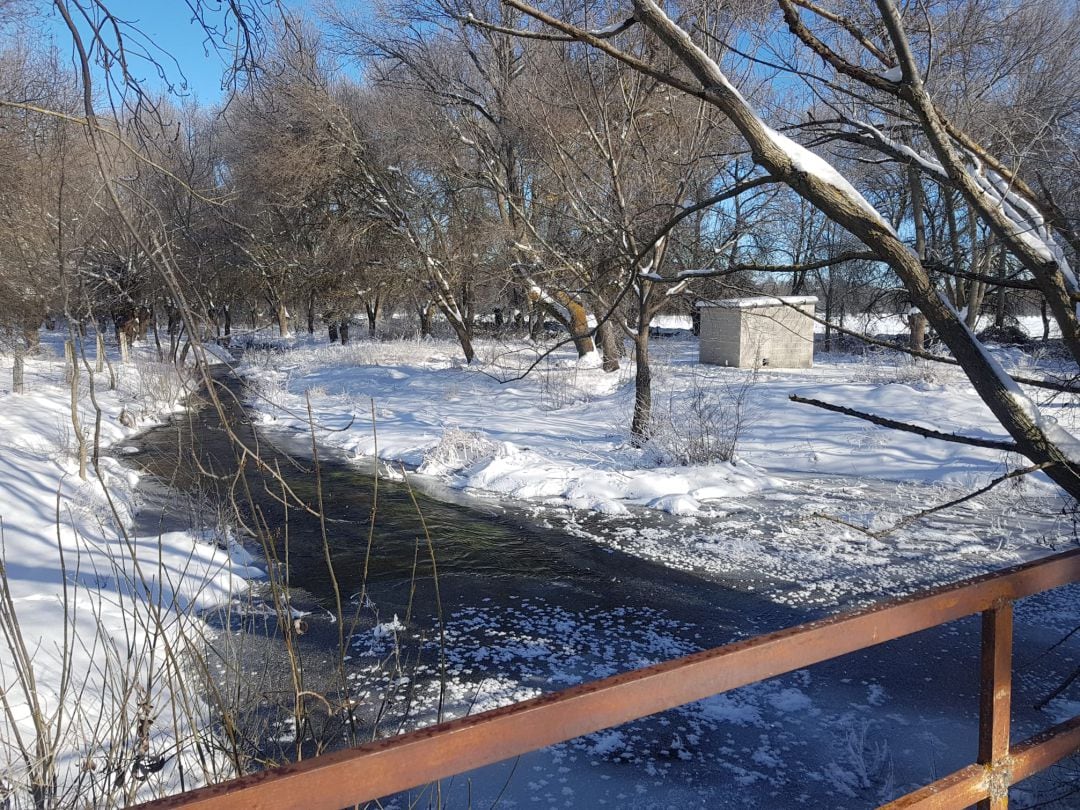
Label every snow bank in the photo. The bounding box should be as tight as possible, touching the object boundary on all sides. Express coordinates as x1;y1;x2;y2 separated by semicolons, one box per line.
240;339;780;516
239;332;1071;520
0;332;255;802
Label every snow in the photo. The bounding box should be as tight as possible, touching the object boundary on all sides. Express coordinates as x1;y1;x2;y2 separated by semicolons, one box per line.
238;331;1076;525
763;126;897;235
700;295;818;309
52;324;1066;807
881;65;903;82
0;331;255;800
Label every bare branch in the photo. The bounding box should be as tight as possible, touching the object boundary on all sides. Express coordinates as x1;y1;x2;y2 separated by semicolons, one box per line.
789;394;1021;452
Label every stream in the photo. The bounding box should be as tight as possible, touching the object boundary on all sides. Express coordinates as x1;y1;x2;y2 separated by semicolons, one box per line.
119;369;1080;808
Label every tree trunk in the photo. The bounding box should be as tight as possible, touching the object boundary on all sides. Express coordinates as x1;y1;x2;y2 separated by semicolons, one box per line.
339;321;350;345
23;325;39;355
307;291;316;335
277;300;291;338
119;332;130;364
959;206;979;327
328;321;339;343
907;162;928;351
526;283;595;357
13;345;24;394
994;248;1007;329
596;319;622;373
67;339;86;481
64;339;74;383
136;308;150;340
449;319;475;364
566;298;594;358
630;332;651;444
152;310;164;361
823;294;833;352
418;302;435;337
908;313;926;352
365;301;379;335
96;331;105;372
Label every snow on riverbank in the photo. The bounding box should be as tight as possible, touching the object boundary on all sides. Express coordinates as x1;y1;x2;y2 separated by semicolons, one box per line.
239;333;1071;513
0;331;256;804
229;331;1078;806
233;331;1076;612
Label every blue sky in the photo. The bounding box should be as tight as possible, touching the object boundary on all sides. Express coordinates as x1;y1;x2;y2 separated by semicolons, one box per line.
36;1;307;106
101;0;236;103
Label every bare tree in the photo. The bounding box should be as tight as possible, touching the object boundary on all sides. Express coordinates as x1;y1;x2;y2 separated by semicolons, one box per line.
495;0;1080;498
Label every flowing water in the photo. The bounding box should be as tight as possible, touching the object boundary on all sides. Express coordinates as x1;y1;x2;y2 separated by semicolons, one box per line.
119;371;1080;808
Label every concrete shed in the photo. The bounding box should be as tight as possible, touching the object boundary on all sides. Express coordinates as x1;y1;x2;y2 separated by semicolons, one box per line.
698;296;817;368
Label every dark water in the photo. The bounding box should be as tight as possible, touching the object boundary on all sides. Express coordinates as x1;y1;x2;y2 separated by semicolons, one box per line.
127;372;790;634
120;370;1080;809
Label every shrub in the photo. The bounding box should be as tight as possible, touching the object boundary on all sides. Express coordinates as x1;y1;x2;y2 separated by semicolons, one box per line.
646;370;758;465
419;428;498;475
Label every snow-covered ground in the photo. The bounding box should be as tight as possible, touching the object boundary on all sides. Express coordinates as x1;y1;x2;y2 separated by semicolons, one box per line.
239;332;1072;512
0;331;257;805
234;330;1076;612
226;327;1080;806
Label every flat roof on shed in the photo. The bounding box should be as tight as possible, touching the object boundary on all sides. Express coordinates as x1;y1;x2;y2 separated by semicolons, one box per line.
697;295;818;310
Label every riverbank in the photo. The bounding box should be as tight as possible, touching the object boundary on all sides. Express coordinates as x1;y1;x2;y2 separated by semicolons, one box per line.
217;330;1080;807
236;332;1074;608
0;331;257;805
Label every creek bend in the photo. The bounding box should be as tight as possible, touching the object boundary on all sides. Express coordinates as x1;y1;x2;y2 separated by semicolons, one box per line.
118;368;1080;808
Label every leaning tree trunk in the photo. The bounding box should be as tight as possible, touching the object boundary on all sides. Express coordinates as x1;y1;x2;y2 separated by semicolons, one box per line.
449;319;475;364
633;0;1080;498
526;282;595;357
566;298;594;358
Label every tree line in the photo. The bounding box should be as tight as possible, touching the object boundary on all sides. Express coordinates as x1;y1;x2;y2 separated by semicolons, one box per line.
0;0;1078;492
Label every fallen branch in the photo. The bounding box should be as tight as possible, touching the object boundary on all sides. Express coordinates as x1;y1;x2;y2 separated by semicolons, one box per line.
789;394;1021;452
876;462;1053;537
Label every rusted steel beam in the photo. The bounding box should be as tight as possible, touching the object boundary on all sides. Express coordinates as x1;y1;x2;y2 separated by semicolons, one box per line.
1009;714;1080;782
879;714;1080;809
136;549;1080;810
877;763;988;809
977;602;1014;810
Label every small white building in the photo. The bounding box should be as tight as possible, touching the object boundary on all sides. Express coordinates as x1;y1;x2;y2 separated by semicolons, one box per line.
698;296;817;368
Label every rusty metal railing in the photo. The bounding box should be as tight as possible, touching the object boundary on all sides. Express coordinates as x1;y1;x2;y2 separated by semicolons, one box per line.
138;548;1080;810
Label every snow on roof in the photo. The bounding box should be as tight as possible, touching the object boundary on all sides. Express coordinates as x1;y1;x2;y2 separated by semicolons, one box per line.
698;295;818;310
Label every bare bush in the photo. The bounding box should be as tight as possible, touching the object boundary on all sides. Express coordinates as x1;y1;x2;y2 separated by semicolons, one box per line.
537;363;594;412
419;428;498;476
646;370;759;465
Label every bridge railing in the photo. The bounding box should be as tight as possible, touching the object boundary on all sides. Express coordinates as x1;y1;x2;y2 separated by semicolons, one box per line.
137;548;1080;810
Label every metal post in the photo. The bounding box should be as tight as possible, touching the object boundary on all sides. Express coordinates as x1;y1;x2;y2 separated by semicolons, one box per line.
977;601;1013;810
